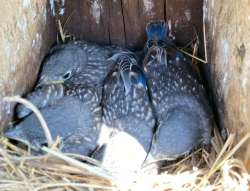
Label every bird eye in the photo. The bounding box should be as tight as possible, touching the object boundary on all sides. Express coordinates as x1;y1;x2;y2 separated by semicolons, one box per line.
62;71;72;80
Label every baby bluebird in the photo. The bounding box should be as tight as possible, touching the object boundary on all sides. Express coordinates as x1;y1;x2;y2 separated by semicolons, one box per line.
16;41;121;118
5;41;122;155
5;96;99;155
143;21;213;161
93;51;155;176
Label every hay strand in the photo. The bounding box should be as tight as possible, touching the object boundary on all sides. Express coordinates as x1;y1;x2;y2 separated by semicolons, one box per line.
41;146;114;182
0;133;249;191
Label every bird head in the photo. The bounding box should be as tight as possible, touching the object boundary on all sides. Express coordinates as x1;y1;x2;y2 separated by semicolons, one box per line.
110;51;147;95
37;47;87;87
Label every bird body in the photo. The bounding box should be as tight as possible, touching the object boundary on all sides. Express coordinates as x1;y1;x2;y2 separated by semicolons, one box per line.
16;41;121;118
5;40;121;155
5;96;100;155
144;22;213;161
94;51;155;175
38;40;121;87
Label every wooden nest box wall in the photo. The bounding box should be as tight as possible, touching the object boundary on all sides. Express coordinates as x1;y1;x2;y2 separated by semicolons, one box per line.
0;0;250;169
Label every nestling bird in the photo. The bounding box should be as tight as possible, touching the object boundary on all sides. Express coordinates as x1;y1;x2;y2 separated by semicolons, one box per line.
38;41;122;86
16;40;121;118
93;51;155;175
5;41;122;155
143;21;213;161
5;96;99;155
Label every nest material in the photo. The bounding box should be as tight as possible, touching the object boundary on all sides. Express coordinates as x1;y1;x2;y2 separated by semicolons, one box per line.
1;98;250;191
0;131;249;191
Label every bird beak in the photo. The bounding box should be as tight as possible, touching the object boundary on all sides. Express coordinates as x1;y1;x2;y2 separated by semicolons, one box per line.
37;77;64;88
50;80;65;85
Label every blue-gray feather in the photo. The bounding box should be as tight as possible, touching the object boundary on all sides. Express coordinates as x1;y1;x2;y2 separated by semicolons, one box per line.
144;22;213;161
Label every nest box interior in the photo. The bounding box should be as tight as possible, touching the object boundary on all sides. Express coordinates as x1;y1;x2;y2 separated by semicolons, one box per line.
0;0;249;169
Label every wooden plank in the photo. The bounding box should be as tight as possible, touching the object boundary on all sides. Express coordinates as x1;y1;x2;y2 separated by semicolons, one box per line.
59;0;203;49
59;0;82;40
61;0;110;44
165;0;203;47
107;0;126;47
79;0;110;44
0;0;56;129
121;0;165;49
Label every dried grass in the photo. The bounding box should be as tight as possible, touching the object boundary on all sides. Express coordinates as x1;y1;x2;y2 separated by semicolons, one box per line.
0;129;249;191
1;97;250;191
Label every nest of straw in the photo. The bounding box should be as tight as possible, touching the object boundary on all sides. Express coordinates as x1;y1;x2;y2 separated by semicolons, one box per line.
1;96;250;191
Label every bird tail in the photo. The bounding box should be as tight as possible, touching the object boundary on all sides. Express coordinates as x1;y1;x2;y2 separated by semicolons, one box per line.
146;21;168;42
108;51;147;95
